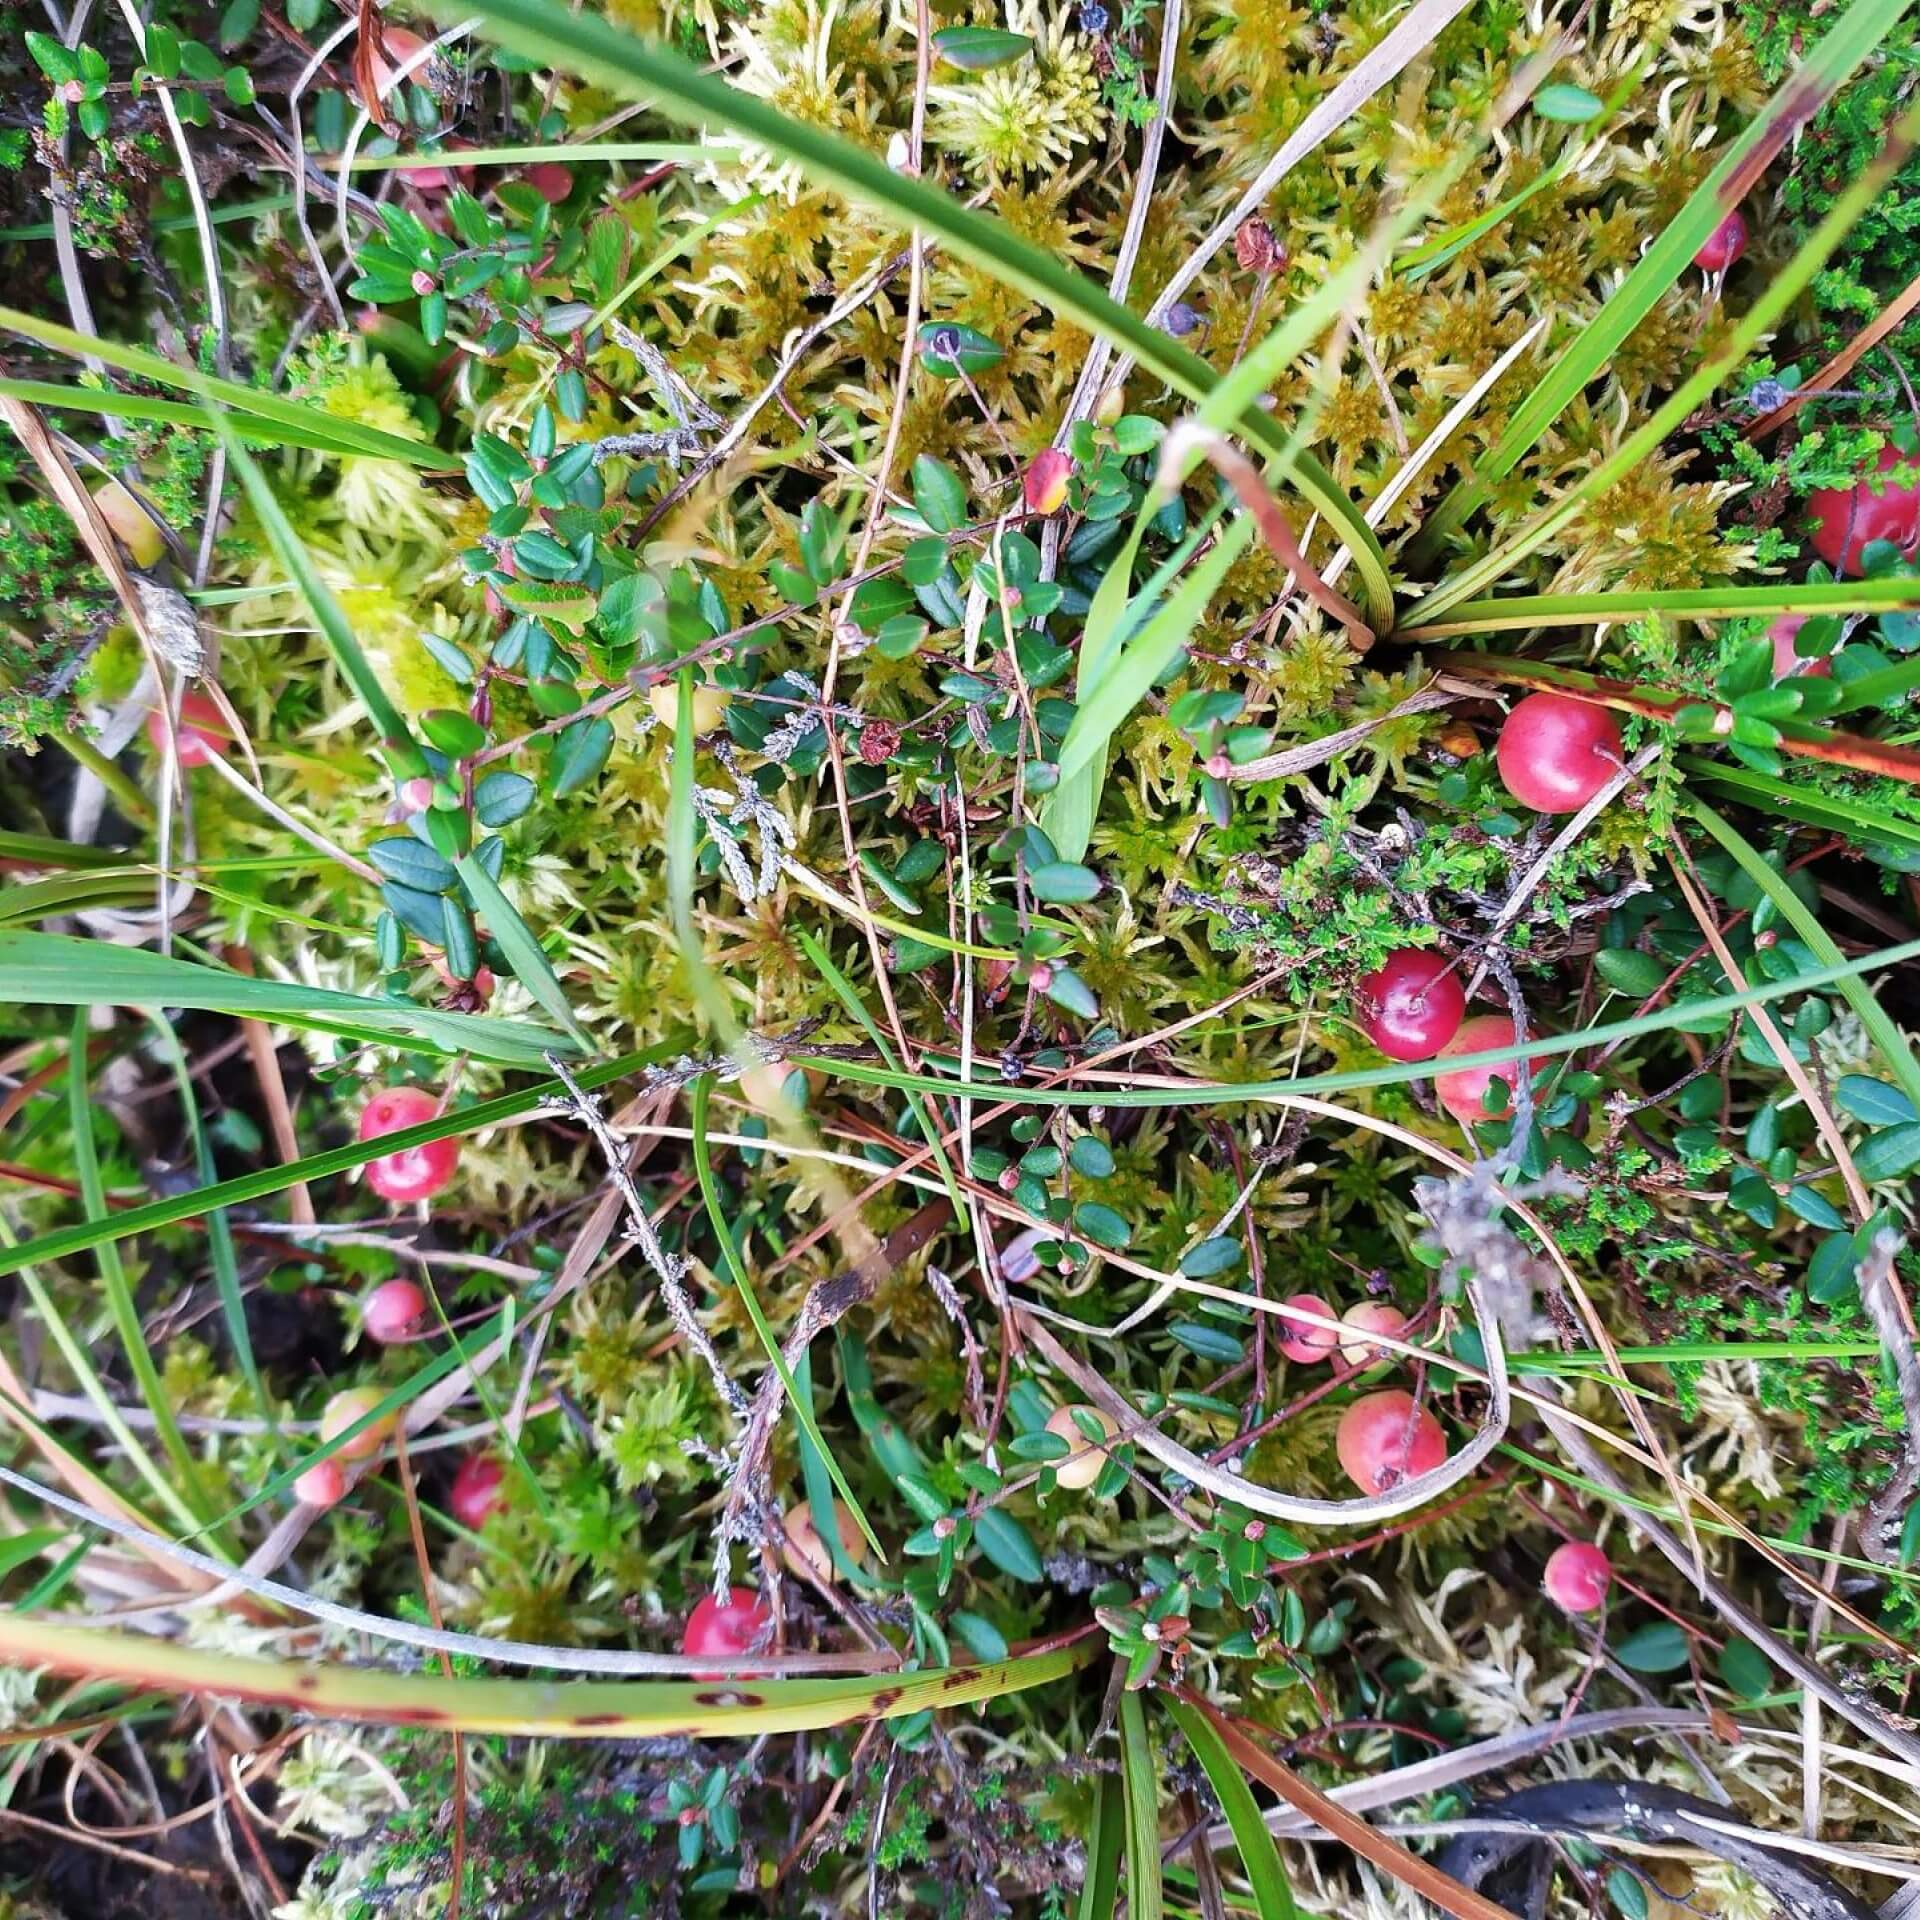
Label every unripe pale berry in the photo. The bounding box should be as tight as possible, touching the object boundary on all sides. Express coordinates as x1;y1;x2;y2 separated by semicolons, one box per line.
93;478;168;568
1543;1539;1612;1613
320;1386;396;1462
1045;1404;1117;1489
294;1458;348;1508
1496;693;1624;813
1335;1390;1447;1494
682;1586;770;1668
648;679;732;732
1693;208;1747;273
362;1278;429;1344
1276;1295;1340;1365
448;1453;505;1530
1355;949;1464;1062
1807;442;1920;576
1433;1014;1540;1124
145;690;233;769
358;1086;458;1203
1338;1301;1408;1369
781;1500;865;1579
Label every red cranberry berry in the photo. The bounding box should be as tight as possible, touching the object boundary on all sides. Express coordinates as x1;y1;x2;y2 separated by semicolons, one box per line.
1496;693;1624;813
1356;949;1465;1062
1277;1295;1340;1365
448;1453;506;1531
1433;1013;1541;1125
1694;209;1746;273
362;1278;429;1344
681;1586;771;1671
1543;1539;1612;1613
1807;442;1920;577
294;1458;348;1508
358;1087;458;1203
1336;1390;1447;1494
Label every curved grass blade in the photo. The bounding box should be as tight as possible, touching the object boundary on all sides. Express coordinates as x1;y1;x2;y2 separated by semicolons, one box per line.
0;1611;1090;1736
440;0;1393;627
0;1042;678;1281
0;931;578;1067
1166;1695;1298;1920
1690;799;1920;1111
1119;1688;1164;1920
1414;0;1916;550
0;309;452;469
1679;757;1920;851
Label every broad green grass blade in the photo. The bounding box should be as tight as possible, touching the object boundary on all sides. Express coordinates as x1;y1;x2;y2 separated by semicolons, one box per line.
1398;575;1920;641
1690;800;1920;1111
1416;0;1916;549
0;1611;1091;1737
453;854;590;1049
0;1043;677;1281
0;931;578;1067
689;1076;883;1560
145;1016;276;1440
66;1014;227;1535
0;379;430;459
1076;1772;1125;1920
210;419;430;779
1054;517;1254;791
0;831;125;869
1119;1689;1163;1920
442;0;1393;626
1166;1697;1299;1920
0;872;160;924
1679;757;1920;851
0;309;452;469
791;934;1920;1108
1412;89;1920;622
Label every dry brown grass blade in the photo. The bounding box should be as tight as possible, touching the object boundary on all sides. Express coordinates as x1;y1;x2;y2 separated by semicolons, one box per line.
225;947;314;1228
1167;1688;1521;1920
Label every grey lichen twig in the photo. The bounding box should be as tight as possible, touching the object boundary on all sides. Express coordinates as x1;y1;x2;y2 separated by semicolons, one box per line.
1859;1228;1920;1565
542;1052;748;1424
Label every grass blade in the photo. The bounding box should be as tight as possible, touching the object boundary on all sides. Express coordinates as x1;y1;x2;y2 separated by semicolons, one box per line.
783;930;1920;1109
0;1610;1090;1737
1415;0;1915;548
0;309;452;469
65;1014;228;1534
1689;800;1920;1111
0;1042;677;1281
1679;757;1920;850
442;0;1392;626
1412;87;1920;622
1396;574;1920;641
1076;1771;1125;1920
143;1015;277;1442
1166;1695;1299;1920
1119;1687;1164;1920
689;1076;883;1560
0;931;578;1067
453;853;590;1049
